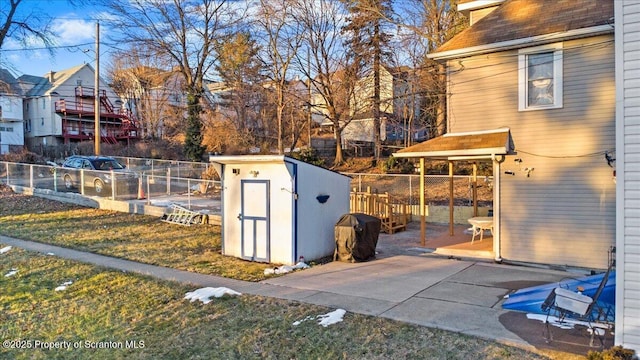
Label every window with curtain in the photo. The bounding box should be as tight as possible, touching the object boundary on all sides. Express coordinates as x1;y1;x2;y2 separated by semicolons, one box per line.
519;43;563;111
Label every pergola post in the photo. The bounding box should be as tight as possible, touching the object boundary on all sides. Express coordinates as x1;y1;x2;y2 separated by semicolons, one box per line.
420;157;426;246
473;162;478;217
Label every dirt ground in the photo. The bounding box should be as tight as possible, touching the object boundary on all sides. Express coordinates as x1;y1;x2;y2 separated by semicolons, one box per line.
0;183;81;213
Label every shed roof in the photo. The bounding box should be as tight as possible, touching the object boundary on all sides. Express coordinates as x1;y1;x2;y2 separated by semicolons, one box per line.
431;0;614;60
208;155;351;179
393;128;512;160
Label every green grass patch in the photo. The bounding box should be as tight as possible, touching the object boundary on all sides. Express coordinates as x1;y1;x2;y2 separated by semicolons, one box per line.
0;194;272;281
0;248;554;360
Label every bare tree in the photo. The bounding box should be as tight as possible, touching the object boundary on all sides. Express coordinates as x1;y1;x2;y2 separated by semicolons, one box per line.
284;76;310;152
0;0;55;50
342;0;394;160
214;32;265;136
255;0;304;154
348;0;466;139
393;0;467;137
292;0;362;165
107;48;179;140
98;0;243;161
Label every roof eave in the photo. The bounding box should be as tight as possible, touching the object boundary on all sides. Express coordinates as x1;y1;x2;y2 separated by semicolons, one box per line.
428;24;613;61
208;155;287;164
393;147;508;160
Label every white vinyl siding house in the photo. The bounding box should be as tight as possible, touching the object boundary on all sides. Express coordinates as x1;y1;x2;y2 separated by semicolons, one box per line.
22;64;121;149
444;34;616;269
0;95;24;154
615;0;640;352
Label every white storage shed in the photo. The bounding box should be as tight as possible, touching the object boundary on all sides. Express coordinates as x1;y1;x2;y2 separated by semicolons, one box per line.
208;155;351;265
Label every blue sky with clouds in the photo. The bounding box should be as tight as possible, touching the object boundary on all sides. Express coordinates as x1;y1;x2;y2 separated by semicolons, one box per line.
2;0;104;78
2;0;421;79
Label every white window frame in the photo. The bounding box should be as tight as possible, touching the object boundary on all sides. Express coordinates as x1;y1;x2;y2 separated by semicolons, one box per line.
518;43;563;111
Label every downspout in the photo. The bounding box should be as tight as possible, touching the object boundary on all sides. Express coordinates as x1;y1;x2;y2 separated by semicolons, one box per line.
492;154;505;262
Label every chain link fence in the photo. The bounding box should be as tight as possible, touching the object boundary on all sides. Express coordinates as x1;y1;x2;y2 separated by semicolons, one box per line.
343;172;494;207
1;159;492;218
0;161;221;209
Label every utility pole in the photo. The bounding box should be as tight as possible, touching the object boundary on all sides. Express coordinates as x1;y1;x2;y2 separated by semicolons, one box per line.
94;21;101;155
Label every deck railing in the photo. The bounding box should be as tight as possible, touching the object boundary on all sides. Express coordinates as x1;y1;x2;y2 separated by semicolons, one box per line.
350;187;411;234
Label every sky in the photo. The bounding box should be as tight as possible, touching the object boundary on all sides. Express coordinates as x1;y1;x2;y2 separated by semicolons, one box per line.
2;0;421;80
2;0;104;78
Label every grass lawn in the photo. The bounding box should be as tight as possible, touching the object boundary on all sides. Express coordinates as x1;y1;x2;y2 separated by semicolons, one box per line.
0;191;272;281
0;187;586;359
0;247;561;360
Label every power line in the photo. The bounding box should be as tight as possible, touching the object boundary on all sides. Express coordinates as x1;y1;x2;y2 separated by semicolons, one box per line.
0;42;95;52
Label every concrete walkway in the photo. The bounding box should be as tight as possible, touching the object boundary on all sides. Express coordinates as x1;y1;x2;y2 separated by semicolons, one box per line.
0;234;601;356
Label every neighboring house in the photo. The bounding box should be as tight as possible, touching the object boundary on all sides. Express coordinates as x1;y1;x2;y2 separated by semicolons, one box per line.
615;0;640;352
336;66;422;146
205;81;235;119
19;64;139;150
0;69;25;154
395;0;615;270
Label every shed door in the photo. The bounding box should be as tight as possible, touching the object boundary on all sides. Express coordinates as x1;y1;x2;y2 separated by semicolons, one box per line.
240;180;270;262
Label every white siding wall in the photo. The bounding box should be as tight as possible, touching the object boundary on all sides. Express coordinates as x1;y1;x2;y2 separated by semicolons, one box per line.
0;95;24;153
25;65;120;141
616;0;640;351
447;35;616;269
294;160;350;263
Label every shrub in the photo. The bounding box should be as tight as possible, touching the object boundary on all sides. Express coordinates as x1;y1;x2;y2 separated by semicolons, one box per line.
290;148;325;167
381;157;414;174
587;345;637;360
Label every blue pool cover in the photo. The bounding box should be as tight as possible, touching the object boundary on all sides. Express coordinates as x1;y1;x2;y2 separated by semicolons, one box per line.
502;271;615;319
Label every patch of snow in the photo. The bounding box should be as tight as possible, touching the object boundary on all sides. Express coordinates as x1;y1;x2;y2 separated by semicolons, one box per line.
55;281;73;292
184;287;241;304
5;269;18;277
293;309;347;327
292;315;315;326
264;262;310;275
150;200;174;207
0;246;12;254
317;309;346;327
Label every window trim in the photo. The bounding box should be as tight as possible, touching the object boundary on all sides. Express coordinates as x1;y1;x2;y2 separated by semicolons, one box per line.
518;43;563;111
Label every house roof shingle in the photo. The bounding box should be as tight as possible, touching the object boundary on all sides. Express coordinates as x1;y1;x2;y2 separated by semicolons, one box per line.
393;128;513;160
0;69;22;95
432;0;613;58
17;64;89;97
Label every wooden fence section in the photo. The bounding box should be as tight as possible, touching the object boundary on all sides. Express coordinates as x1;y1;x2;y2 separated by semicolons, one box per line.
350;187;411;234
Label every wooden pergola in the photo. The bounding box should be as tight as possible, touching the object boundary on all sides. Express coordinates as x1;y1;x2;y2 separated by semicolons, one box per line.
392;128;513;256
